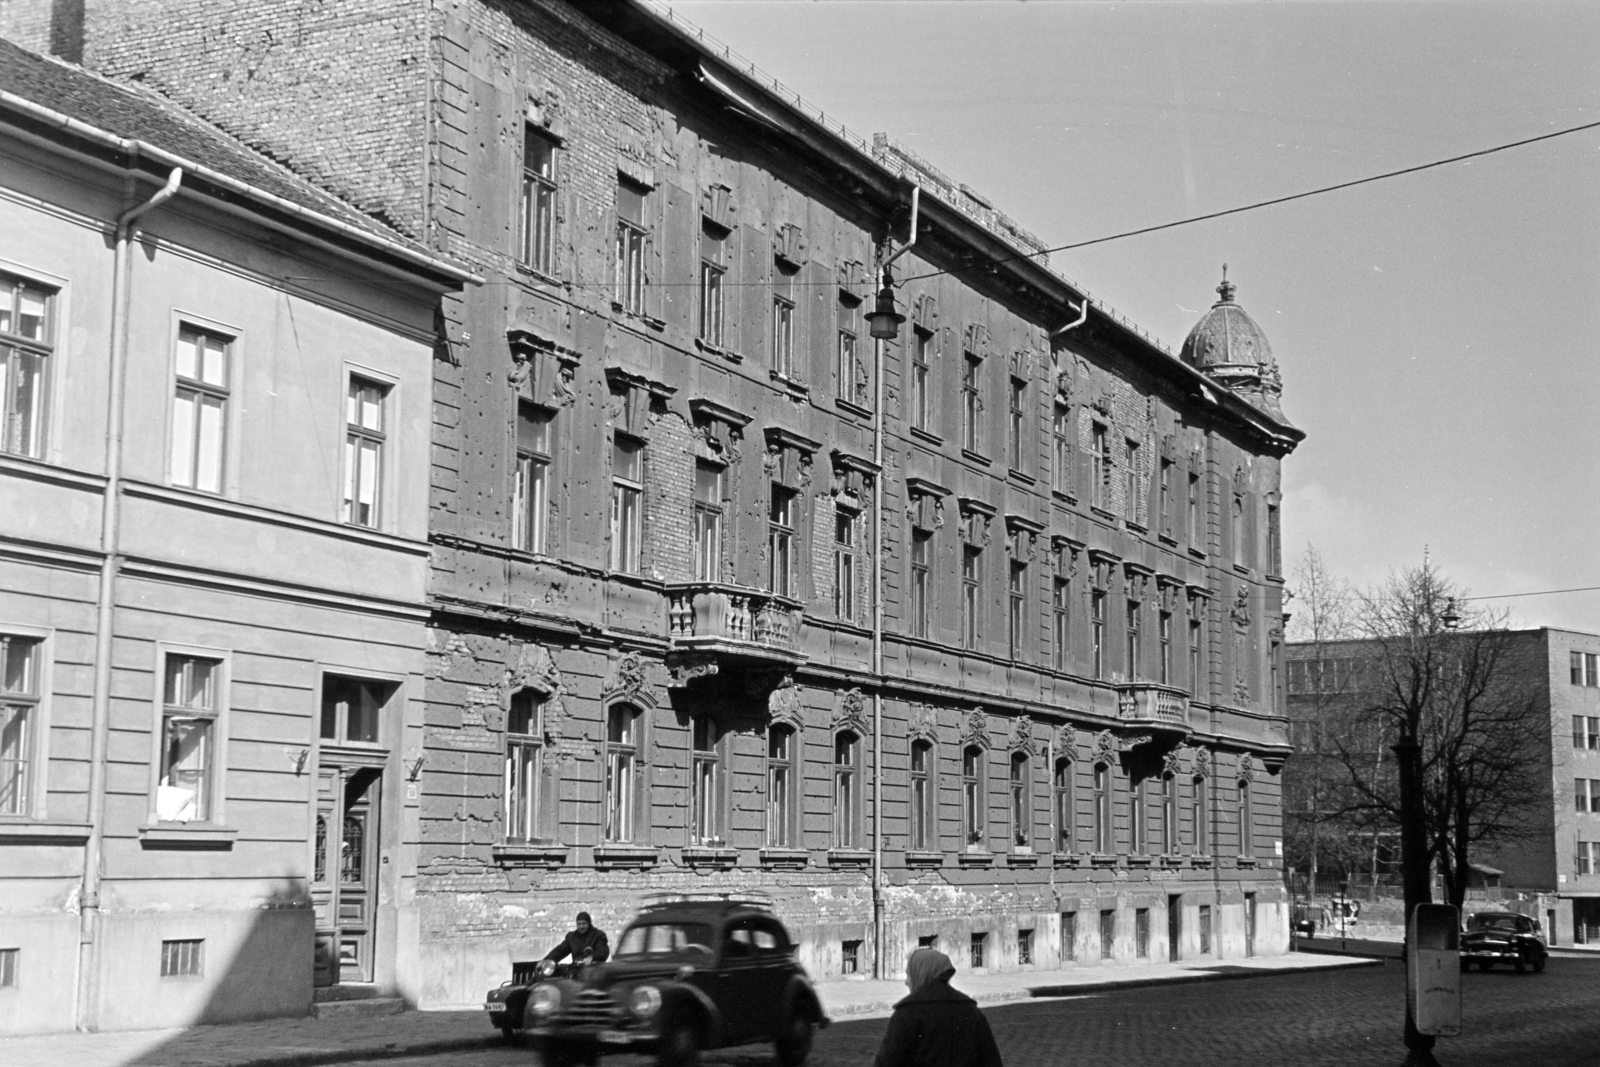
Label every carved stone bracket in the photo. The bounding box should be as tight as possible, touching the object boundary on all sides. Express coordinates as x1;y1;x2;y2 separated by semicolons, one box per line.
832;687;869;737
768;675;803;730
960;707;990;750
1237;755;1256;784
1054;724;1077;761
1008;714;1036;757
1192;746;1213;779
1093;730;1118;767
667;654;720;689
1162;748;1185;778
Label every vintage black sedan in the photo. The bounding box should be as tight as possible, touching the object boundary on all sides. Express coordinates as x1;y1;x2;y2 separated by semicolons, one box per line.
1461;910;1547;972
522;896;828;1067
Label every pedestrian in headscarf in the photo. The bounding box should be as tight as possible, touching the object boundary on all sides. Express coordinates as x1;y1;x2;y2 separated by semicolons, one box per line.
872;947;1004;1067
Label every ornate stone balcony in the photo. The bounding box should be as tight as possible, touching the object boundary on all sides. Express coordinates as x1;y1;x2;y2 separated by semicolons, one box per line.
664;582;806;678
1114;682;1192;737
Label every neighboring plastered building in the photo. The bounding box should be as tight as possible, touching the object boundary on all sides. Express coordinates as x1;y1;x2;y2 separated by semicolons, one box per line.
1286;628;1600;945
0;39;472;1034
3;0;1304;1016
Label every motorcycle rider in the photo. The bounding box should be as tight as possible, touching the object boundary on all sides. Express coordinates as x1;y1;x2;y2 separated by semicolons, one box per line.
543;910;610;966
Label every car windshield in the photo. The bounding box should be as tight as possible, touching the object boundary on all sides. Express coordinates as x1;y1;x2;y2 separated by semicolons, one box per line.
1469;915;1530;933
614;922;716;959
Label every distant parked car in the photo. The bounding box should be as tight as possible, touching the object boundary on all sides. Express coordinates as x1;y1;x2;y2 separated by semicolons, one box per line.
1461;911;1546;973
521;895;828;1067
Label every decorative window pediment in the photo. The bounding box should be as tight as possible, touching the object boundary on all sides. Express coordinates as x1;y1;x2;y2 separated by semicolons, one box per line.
507;327;582;408
908;703;938;744
912;293;938;333
768;674;803;730
958;497;996;546
832;687;869;737
774;222;806;269
905;476;949;529
1192;746;1213;779
1008;714;1037;757
603;650;658;709
960;707;991;749
1092;730;1118;768
689;396;752;461
605;366;674;437
830;448;879;504
963;322;990;358
763;426;821;489
702;183;735;230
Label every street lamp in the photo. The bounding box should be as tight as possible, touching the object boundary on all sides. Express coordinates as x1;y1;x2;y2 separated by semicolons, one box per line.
865;267;906;340
1440;598;1461;630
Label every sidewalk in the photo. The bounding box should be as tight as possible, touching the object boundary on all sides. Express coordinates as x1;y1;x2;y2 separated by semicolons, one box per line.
0;952;1376;1067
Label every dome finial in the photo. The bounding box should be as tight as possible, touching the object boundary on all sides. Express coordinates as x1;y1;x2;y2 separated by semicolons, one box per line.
1216;263;1236;305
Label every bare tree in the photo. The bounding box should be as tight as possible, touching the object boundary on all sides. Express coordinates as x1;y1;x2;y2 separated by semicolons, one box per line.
1324;562;1547;911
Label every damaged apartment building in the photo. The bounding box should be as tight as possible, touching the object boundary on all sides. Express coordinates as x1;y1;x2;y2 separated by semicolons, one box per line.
2;0;1304;1021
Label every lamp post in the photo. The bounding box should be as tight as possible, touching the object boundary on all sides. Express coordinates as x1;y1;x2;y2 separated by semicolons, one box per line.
864;267;905;341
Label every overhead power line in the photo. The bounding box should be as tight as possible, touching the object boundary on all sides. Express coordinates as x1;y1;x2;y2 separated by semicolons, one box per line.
899;116;1600;284
1466;584;1600;603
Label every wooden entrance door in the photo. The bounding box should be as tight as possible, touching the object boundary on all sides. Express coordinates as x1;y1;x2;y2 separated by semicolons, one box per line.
312;765;381;985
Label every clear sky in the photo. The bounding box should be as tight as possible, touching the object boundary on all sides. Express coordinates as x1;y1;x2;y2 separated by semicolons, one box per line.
668;0;1600;631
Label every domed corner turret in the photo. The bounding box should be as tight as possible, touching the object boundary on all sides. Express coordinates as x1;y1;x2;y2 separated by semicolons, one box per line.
1178;267;1289;424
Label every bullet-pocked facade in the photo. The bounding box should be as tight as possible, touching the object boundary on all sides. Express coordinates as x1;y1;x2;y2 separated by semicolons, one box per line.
2;0;1305;1021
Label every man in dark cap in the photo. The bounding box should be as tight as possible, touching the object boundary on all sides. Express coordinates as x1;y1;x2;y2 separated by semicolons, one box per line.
543;911;610;966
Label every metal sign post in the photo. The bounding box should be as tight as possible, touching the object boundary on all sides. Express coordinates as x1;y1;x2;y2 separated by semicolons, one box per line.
1408;903;1462;1038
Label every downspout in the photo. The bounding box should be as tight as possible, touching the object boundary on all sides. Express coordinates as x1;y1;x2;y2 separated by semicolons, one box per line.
873;185;917;981
78;163;183;1032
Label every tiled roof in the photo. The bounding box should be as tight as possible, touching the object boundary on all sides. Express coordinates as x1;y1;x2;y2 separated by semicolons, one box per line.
0;37;413;250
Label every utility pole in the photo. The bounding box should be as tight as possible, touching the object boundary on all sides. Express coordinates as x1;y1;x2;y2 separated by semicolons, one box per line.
1394;727;1438;1067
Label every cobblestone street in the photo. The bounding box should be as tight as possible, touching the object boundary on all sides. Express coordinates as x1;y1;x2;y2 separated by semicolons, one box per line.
353;955;1600;1067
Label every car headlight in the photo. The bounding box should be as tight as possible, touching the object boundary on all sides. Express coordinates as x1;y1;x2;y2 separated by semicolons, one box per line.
629;985;662;1020
529;984;562;1016
536;959;557;979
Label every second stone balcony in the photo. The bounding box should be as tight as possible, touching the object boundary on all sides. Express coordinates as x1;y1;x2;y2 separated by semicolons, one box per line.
664;582;806;674
1114;682;1192;737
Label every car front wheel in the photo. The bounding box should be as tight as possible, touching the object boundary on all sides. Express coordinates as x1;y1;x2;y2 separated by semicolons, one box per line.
776;1010;817;1067
1533;955;1546;973
531;1039;577;1067
657;1021;700;1067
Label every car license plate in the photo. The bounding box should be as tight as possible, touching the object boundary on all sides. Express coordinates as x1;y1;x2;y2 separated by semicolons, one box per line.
600;1029;636;1044
484;1002;504;1013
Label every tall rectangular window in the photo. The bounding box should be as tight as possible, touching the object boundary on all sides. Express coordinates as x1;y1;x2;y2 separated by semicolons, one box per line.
1187;471;1201;547
1126;599;1141;679
1199;904;1212;954
768;483;796;597
1099;910;1115;960
1189;617;1203;696
1052;404;1072;494
1092;763;1111;853
767;726;794;848
170;326;229;493
693;461;724;581
1092;591;1106;679
1238;780;1254;857
1193;776;1210;854
0;946;15;987
604;705;639;843
1574;653;1586;687
962;544;982;650
837;308;864;406
1008;376;1026;471
772;266;796;377
962;746;985;850
834;732;859;848
1136;909;1150;958
834;509;858;622
1267;502;1282;576
1124;439;1140;523
910;740;933;851
1231;494;1246;568
1161;774;1178;853
1576;778;1591;813
691;716;721;845
1159;610;1173;685
910;330;932;431
699;223;726;347
1091;423;1110;510
0;274;53;458
519;131;556;274
343;376;387;527
1159;458;1173;534
1052;573;1071;671
1131;774;1147;854
962;354;982;452
158;655;220;823
1054;758;1074;852
514;403;553;553
1008;538;1027;661
610;434;643;573
504;691;544;843
614;178;648;313
1589;653;1599;688
1010;752;1031;851
0;635;41;816
970;932;987;969
1061;912;1077;961
910;528;932;639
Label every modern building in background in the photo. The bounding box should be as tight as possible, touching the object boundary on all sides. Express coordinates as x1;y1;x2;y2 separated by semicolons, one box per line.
2;0;1303;1029
0;41;471;1033
1286;628;1600;945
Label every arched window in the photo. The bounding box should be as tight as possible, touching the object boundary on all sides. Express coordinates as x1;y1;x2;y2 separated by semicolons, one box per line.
1238;779;1254;858
963;745;986;851
833;732;859;848
1054;757;1074;853
1192;775;1210;855
691;715;722;846
505;690;544;843
1009;752;1031;851
1092;762;1113;854
766;724;795;848
604;704;640;843
910;740;934;852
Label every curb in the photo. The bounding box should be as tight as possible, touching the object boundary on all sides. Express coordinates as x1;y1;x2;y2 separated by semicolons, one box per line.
229;1036;502;1067
824;956;1381;1021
